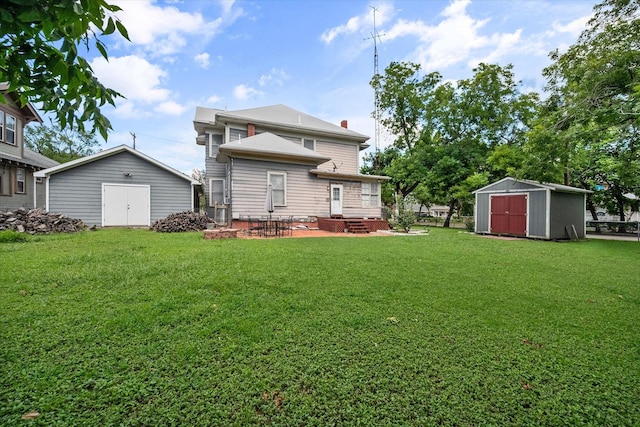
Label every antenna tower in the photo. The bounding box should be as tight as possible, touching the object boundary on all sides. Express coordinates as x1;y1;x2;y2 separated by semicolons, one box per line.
365;6;384;154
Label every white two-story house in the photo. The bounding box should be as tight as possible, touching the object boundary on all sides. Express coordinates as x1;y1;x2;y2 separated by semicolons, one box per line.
0;84;58;211
193;104;389;231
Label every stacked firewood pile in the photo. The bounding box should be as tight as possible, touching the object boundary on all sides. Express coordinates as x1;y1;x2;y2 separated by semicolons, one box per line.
0;208;86;234
151;211;215;232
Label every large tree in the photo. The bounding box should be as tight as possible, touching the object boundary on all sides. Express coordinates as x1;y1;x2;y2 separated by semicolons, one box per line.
367;61;538;227
24;123;101;163
525;0;640;221
0;0;129;139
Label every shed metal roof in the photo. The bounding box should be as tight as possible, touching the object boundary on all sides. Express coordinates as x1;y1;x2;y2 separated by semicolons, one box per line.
473;177;592;195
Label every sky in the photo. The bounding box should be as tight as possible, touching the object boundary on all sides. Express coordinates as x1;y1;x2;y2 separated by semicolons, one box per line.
76;0;596;175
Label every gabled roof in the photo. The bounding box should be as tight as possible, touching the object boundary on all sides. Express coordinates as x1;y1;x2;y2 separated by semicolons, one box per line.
34;144;200;185
473;177;592;194
0;83;43;123
218;132;331;165
195;104;369;145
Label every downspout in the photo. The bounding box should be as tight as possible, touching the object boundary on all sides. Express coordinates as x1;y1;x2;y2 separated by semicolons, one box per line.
32;171;37;208
228;157;233;227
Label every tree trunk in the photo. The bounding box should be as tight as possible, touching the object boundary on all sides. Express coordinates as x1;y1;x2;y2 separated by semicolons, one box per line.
443;199;456;228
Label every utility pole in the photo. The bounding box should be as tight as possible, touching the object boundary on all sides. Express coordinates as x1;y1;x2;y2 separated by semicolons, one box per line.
130;131;136;150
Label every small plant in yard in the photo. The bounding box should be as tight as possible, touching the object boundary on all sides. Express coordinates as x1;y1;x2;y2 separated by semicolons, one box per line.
464;217;475;232
0;230;28;243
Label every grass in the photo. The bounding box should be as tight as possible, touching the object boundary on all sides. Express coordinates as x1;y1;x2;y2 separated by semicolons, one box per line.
1;228;639;426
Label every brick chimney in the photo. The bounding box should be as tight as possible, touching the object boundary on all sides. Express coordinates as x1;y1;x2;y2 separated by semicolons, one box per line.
248;123;256;137
340;120;348;129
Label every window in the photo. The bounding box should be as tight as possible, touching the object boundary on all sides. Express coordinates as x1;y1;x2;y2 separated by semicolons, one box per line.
267;171;286;206
5;113;16;145
303;139;315;150
16;168;25;194
361;182;379;208
0;110;3;141
229;128;247;141
209;134;222;158
209;178;225;207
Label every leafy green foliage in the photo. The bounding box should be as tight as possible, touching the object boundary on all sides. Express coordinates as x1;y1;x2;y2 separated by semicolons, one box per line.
1;229;638;425
0;0;130;139
524;0;640;218
24;123;101;163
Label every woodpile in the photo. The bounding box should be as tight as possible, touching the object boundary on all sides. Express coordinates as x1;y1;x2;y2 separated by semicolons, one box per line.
0;208;86;234
151;211;215;232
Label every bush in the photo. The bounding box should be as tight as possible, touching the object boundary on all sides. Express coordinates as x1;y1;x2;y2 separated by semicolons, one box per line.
0;230;28;243
464;217;475;232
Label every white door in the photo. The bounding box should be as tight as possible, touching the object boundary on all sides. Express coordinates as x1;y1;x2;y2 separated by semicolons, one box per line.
103;184;150;226
330;184;343;216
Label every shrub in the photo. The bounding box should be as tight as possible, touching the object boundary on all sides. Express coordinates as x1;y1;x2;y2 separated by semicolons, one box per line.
0;230;28;243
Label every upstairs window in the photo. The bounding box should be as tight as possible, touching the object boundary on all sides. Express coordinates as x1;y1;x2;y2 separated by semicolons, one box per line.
5;113;16;145
0;111;3;141
229;128;247;142
303;139;315;150
209;134;222;158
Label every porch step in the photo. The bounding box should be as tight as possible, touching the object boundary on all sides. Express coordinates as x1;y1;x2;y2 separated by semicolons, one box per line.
345;220;369;234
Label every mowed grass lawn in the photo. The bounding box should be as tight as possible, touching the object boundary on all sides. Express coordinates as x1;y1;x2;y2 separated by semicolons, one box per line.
1;228;638;426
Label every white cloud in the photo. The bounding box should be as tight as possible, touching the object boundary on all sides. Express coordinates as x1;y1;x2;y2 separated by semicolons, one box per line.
112;0;243;55
233;84;263;100
91;55;170;103
194;52;211;69
206;95;224;105
320;3;396;45
155;101;187;116
552;15;590;37
258;68;290;87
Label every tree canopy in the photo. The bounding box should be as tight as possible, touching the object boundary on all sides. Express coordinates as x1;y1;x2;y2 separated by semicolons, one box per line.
0;0;129;139
24;123;101;163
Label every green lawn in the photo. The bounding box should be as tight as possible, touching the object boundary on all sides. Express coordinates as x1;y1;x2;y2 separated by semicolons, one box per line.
1;228;638;426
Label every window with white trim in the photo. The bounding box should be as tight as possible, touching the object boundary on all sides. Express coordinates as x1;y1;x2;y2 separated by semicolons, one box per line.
361;182;380;208
209;134;222;158
5;113;15;145
209;178;225;207
0;110;4;141
267;171;286;206
303;138;315;150
16;168;25;194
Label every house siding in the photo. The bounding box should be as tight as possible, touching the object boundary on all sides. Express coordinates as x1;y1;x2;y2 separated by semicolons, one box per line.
47;151;193;226
229;158;382;219
315;140;359;174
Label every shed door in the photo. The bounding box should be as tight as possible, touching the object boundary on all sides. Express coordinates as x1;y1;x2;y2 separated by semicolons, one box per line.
491;195;527;236
103;184;150;226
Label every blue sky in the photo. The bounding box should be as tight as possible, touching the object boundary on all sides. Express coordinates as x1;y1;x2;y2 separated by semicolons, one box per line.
81;0;595;174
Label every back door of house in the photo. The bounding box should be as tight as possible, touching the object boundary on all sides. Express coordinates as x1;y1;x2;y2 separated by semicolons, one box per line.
103;184;150;226
490;194;527;236
330;184;343;216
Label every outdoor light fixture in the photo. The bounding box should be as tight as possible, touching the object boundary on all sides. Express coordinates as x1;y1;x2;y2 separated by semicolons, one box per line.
123;172;133;177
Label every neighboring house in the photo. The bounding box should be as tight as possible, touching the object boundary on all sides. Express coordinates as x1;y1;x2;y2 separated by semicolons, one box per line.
35;145;200;227
193;104;389;228
0;84;59;210
411;203;450;218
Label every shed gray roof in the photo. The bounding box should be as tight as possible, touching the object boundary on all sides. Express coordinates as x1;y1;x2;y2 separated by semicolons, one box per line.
34;144;199;185
473;177;592;194
218;132;331;164
195;104;369;144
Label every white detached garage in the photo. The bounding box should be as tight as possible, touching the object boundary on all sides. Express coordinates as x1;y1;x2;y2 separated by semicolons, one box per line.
35;145;199;227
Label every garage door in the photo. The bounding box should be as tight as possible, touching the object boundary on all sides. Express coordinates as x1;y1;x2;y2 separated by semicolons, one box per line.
103;184;150;226
490;194;527;236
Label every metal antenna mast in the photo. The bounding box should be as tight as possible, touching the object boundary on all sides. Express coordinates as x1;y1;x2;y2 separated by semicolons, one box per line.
364;6;384;154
